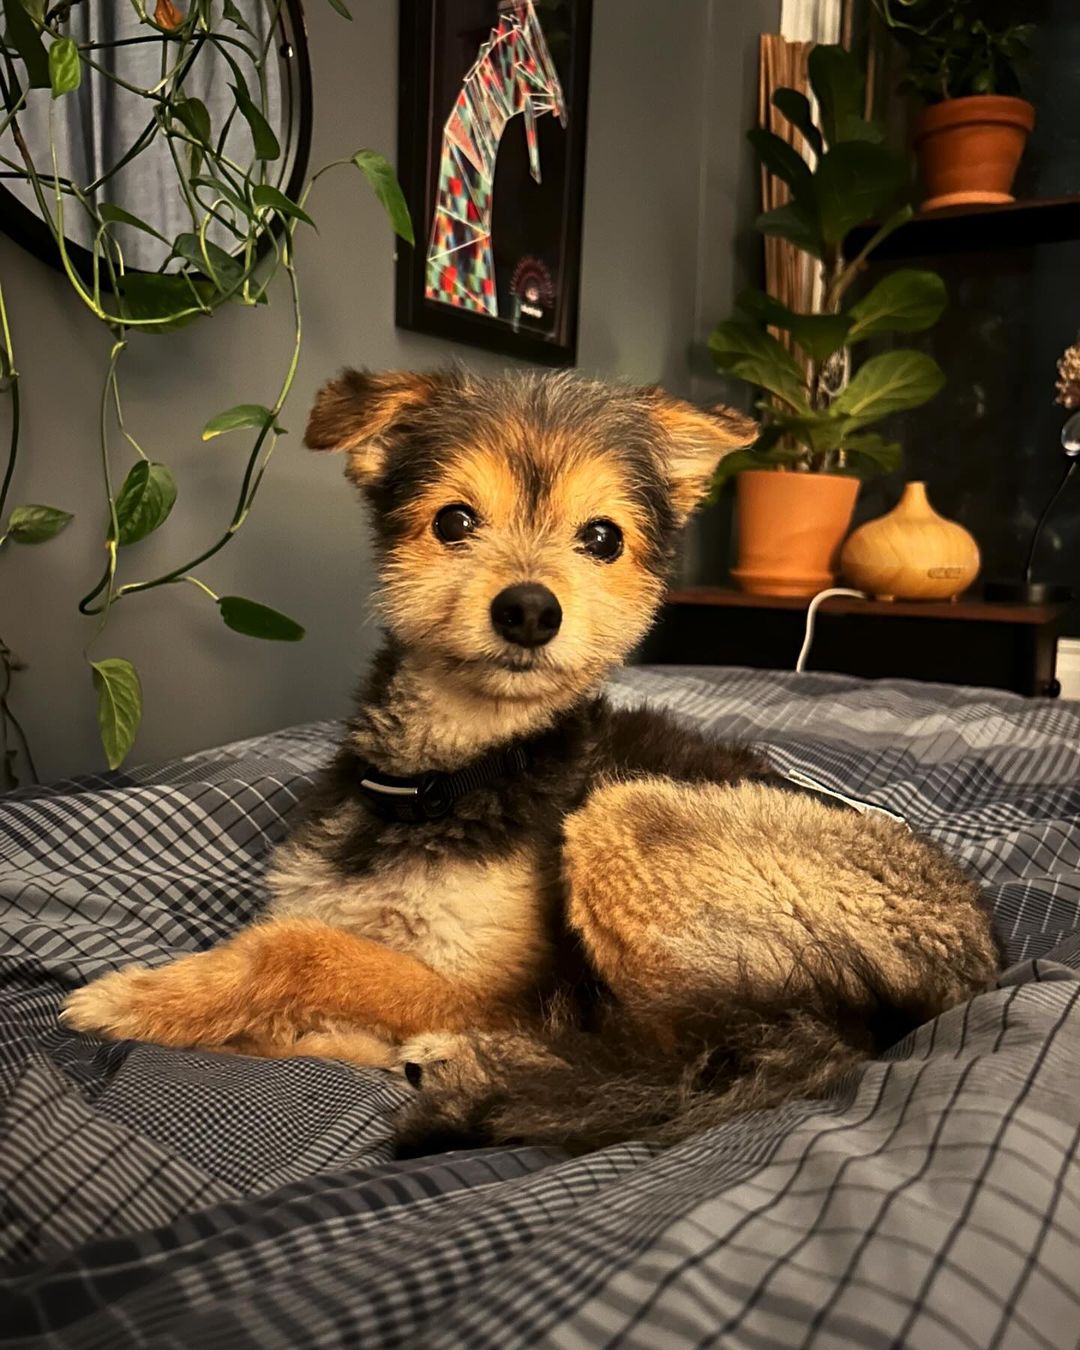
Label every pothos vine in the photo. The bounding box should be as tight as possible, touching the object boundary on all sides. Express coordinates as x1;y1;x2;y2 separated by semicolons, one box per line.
0;0;412;784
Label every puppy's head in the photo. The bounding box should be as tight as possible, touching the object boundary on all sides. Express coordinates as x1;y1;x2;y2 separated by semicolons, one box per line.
307;368;753;706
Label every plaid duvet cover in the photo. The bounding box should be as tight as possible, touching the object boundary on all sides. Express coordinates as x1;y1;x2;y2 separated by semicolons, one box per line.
2;665;1079;1348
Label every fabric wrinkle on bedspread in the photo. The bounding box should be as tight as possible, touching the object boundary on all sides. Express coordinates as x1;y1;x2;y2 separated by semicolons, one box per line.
1;666;1078;1348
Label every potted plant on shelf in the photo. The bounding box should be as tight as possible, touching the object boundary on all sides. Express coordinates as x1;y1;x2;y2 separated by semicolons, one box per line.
710;44;947;598
871;0;1037;210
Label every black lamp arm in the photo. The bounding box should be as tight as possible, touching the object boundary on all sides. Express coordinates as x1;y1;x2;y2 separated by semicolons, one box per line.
1024;458;1078;585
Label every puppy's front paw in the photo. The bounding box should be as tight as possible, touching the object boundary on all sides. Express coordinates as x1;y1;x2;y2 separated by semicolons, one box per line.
61;966;162;1040
60;950;248;1048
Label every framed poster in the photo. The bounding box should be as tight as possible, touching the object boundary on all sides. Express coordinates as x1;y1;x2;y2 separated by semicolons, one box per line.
396;0;593;366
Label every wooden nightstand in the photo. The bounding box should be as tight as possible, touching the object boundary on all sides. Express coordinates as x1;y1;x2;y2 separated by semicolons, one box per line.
640;588;1070;698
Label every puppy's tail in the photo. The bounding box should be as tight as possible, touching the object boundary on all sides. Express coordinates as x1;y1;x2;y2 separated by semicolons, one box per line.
396;971;920;1157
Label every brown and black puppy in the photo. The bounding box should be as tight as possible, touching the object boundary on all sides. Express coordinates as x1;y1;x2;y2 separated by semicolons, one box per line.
62;369;999;1152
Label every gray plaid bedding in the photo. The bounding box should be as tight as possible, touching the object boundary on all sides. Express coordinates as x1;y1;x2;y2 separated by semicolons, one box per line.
2;665;1079;1348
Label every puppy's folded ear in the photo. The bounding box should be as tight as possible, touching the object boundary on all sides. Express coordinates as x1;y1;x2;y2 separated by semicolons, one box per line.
305;369;445;486
646;391;758;523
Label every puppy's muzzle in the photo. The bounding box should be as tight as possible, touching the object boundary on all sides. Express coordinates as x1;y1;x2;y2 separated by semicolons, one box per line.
490;583;562;648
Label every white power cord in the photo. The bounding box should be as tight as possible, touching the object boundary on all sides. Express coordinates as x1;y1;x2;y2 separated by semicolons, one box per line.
795;587;869;673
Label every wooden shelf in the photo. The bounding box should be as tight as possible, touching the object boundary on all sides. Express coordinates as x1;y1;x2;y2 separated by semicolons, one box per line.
667;587;1068;626
844;196;1080;262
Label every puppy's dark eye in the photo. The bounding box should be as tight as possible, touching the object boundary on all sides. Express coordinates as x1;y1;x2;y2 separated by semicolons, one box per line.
578;518;623;562
433;504;478;544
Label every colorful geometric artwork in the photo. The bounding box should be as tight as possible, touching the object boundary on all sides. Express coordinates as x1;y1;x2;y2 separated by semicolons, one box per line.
425;2;567;317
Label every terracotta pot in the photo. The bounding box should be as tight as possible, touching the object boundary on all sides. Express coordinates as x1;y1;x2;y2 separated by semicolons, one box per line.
840;481;980;601
914;95;1035;211
731;471;859;598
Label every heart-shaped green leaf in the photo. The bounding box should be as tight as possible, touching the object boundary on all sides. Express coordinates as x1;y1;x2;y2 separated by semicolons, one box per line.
231;81;280;160
173;95;212;146
115;461;177;546
708;320;809;411
847;269;947;341
832;351;945;422
202;404;277;441
6;503;73;543
3;0;49;87
251;184;316;229
218;596;305;642
172;232;244;294
352;150;414;245
48;34;80;97
91;658;142;770
117;273;213;331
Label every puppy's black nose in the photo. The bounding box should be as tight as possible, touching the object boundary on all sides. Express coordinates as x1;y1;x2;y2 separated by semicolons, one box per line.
490;583;562;648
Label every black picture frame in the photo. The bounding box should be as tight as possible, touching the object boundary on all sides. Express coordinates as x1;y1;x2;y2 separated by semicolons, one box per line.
396;0;592;367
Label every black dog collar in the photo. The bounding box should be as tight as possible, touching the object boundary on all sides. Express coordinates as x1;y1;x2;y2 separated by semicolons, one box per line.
356;745;530;822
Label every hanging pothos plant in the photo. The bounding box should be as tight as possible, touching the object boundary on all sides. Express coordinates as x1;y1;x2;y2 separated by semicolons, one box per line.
0;0;413;785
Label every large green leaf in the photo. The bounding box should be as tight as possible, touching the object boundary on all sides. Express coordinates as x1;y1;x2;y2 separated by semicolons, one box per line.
173;95;212;146
48;34;80;97
115;461;177;546
251;183;315;229
771;89;823;158
172;232;243;293
5;503;72;543
840;432;903;473
846;269;947;341
325;0;352;15
756;200;824;260
746;128;813;200
99;202;169;242
202;404;277;441
736;289;852;364
708;321;809;411
832;350;946;422
763;410;860;454
352;150;414;245
813;141;909;244
91;658;142;770
118;272;213;331
231;81;280;160
711;443;806;490
3;0;49;88
218;596;305;642
807;44;865;147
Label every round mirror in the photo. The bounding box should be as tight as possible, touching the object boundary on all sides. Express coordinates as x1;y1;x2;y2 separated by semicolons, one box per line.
0;3;311;284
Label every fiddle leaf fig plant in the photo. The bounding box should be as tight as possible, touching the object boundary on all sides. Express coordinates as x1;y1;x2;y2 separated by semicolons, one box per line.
0;0;413;784
709;44;947;487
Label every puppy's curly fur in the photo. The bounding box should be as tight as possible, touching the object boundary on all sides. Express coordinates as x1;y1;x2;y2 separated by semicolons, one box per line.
63;369;1000;1155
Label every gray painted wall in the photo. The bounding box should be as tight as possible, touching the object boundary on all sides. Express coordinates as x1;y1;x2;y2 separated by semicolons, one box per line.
0;0;777;783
